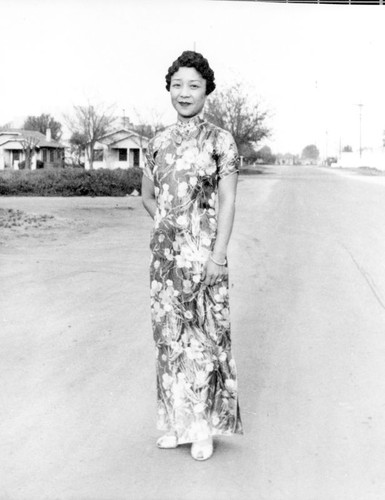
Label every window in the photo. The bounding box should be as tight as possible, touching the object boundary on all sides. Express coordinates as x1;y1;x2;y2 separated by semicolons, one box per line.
118;148;127;162
93;149;103;162
13;150;20;162
50;150;54;162
133;148;140;167
42;149;47;162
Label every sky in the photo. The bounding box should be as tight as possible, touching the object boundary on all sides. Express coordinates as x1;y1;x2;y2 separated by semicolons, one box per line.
1;0;385;156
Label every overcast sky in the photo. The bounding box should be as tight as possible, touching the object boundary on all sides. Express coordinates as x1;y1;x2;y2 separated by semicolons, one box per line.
1;0;384;155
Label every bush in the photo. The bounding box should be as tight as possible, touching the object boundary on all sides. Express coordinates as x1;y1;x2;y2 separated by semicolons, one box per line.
18;159;46;170
0;167;143;196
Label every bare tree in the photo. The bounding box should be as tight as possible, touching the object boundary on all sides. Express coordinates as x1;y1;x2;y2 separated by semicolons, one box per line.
65;103;116;169
0;122;13;130
205;82;270;161
131;108;166;147
148;108;166;136
20;135;39;170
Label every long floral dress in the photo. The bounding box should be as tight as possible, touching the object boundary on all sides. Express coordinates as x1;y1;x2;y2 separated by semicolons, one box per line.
144;115;243;444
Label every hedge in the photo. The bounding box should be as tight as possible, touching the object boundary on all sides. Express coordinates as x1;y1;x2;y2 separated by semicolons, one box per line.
0;167;143;196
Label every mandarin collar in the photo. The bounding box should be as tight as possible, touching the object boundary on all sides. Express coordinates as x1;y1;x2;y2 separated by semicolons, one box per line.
175;114;205;132
171;115;205;144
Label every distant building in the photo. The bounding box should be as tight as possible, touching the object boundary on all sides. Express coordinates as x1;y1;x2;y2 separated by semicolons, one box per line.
333;149;385;171
276;153;299;166
0;129;64;170
86;129;149;170
299;158;318;166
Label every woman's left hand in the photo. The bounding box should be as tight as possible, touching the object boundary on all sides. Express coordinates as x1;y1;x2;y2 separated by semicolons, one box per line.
202;258;227;286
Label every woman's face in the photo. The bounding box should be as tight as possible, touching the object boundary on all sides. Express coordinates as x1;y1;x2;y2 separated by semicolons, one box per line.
170;67;207;122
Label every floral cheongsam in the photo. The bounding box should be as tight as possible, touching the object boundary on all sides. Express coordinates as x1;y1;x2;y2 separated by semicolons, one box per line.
144;115;243;444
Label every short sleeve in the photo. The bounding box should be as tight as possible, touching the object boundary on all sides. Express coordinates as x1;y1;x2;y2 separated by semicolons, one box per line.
217;131;239;179
143;138;155;182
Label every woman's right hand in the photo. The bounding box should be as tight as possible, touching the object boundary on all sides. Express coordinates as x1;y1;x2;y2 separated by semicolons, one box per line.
202;258;227;286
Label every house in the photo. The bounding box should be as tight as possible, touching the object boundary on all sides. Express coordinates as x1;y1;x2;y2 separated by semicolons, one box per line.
276;153;299;166
333;149;385;171
87;129;149;170
0;129;64;170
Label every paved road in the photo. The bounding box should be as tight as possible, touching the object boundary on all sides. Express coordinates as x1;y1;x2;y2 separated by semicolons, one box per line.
1;166;385;500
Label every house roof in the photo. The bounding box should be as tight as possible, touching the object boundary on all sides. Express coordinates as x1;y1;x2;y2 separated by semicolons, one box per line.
98;129;149;147
0;129;64;148
0;140;25;150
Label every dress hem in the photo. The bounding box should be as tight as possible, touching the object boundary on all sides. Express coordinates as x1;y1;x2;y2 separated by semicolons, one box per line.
156;425;244;445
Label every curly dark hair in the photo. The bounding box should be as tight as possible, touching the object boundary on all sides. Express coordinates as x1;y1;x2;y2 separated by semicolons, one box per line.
165;51;216;95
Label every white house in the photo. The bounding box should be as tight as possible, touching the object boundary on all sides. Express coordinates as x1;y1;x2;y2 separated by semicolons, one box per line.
333;149;385;172
0;129;64;170
86;129;149;170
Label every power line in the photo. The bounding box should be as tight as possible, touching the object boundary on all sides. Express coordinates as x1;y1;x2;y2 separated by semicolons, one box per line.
248;1;384;4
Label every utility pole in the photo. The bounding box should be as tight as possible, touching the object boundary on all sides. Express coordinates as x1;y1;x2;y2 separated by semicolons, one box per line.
193;41;196;52
314;80;319;151
355;103;364;158
325;130;328;161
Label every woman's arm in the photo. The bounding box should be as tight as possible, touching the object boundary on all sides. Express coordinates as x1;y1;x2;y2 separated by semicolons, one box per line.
202;173;238;286
141;175;157;219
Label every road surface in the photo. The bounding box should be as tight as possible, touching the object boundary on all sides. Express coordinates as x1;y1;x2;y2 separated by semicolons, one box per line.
1;165;385;500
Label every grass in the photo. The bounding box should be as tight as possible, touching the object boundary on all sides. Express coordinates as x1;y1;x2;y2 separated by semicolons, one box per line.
0;208;54;229
357;167;385;176
240;164;268;175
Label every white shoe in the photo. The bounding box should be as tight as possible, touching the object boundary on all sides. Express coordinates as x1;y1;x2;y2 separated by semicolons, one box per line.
156;434;178;449
191;437;213;461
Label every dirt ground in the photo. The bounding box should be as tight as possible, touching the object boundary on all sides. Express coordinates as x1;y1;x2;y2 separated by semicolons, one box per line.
0;195;158;499
1;166;385;500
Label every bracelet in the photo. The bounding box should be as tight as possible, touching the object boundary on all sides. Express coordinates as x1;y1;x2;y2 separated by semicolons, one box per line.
210;253;227;266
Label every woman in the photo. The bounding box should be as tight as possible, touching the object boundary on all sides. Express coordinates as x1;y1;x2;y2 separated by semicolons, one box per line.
142;51;243;461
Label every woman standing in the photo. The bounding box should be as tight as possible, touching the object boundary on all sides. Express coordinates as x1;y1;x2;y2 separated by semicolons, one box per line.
142;51;243;461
